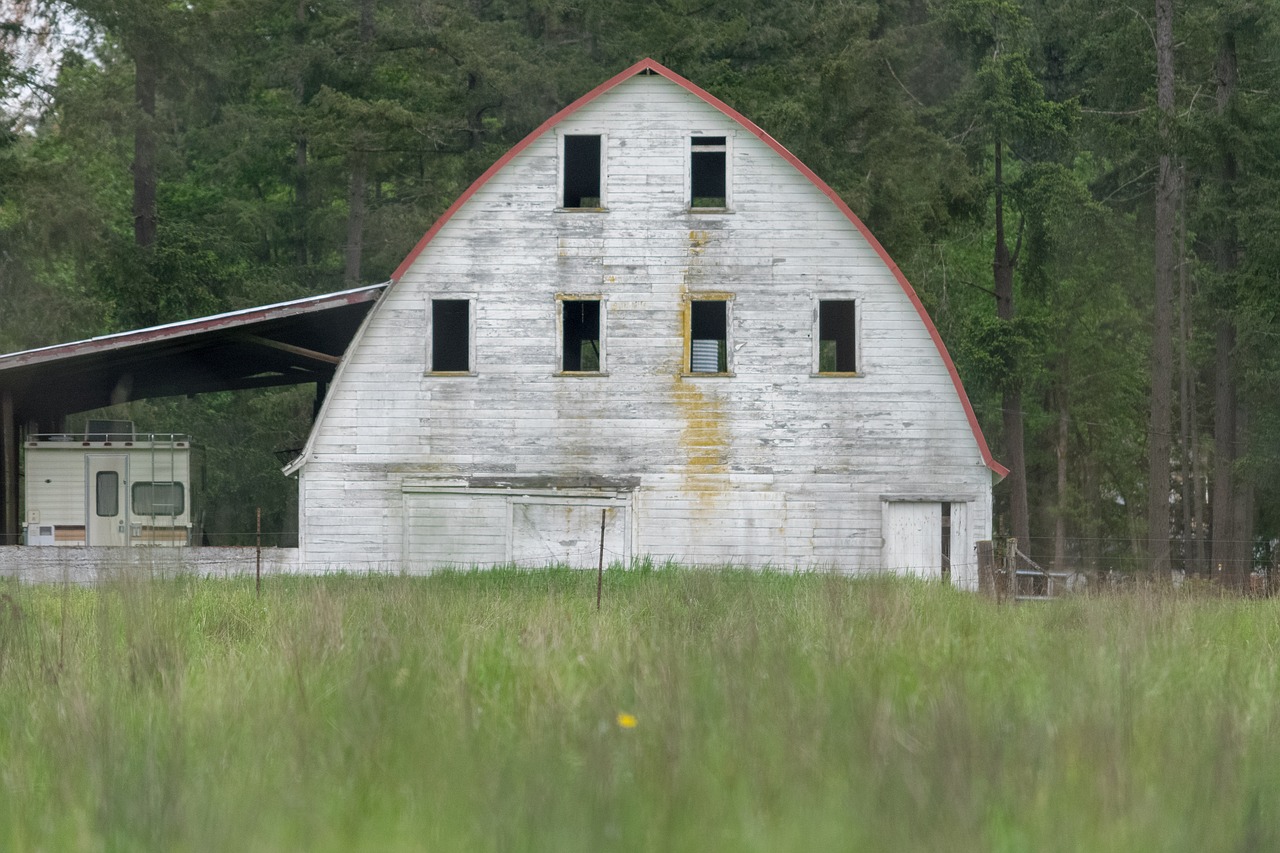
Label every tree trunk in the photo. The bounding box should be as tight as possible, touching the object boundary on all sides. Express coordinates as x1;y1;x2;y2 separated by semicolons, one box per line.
133;42;158;250
1212;321;1236;582
1083;451;1100;573
294;0;310;269
1211;29;1242;587
992;136;1030;552
1148;0;1177;574
1189;366;1205;574
343;0;376;287
1231;404;1253;579
1054;385;1068;573
344;153;367;286
1177;165;1196;574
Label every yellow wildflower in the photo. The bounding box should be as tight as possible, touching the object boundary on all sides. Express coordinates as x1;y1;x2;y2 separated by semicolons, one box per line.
616;712;638;729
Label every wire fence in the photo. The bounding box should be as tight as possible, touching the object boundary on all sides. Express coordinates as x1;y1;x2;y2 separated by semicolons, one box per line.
4;531;1275;586
182;528;1280;575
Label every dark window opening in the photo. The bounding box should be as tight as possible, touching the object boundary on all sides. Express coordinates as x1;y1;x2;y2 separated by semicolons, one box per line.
562;300;601;372
691;136;726;208
689;300;728;373
432;299;470;372
96;472;119;517
818;300;857;373
563;135;602;208
941;502;952;584
133;482;185;516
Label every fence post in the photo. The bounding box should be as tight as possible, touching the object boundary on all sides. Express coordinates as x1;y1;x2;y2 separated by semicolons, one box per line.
1006;537;1018;601
596;508;606;611
977;540;995;598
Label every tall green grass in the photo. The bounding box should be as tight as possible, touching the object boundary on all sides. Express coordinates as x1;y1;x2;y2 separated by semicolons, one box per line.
0;568;1275;851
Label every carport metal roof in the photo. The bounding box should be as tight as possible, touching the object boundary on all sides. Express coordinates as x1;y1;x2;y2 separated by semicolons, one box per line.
0;283;388;542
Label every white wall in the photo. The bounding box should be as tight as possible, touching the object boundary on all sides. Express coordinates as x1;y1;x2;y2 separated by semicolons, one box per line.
297;72;994;575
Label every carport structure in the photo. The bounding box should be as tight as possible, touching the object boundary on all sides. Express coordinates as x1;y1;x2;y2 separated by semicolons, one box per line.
0;283;386;544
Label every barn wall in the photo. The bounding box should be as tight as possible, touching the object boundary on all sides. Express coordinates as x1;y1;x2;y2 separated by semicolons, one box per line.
296;73;994;580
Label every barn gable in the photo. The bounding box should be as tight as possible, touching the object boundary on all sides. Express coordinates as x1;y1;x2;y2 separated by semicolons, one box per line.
291;59;1002;584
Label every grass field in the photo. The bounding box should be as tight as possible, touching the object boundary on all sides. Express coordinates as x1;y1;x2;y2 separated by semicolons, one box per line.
0;568;1276;852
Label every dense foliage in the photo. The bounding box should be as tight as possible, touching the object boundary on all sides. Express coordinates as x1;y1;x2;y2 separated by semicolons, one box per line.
1;0;1277;569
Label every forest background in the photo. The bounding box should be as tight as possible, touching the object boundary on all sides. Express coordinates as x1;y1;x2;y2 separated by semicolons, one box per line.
0;0;1277;581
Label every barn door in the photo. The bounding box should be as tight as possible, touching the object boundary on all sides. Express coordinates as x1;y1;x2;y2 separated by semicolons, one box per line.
86;455;128;546
509;500;627;569
882;501;943;578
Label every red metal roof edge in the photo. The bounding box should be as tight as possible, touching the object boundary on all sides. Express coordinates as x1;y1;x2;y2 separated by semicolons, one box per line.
388;58;1007;478
0;283;388;373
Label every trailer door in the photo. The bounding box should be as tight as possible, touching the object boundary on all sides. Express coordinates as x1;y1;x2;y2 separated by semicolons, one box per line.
86;455;128;546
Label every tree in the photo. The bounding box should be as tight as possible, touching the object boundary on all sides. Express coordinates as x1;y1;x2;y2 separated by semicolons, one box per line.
1147;0;1178;574
937;0;1077;556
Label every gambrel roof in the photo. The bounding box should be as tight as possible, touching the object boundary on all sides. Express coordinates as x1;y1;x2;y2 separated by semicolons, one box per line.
388;57;1006;477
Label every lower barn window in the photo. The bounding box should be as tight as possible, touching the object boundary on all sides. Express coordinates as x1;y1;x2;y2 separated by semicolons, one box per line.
431;299;470;372
133;482;185;516
818;300;856;373
561;299;601;372
689;299;728;373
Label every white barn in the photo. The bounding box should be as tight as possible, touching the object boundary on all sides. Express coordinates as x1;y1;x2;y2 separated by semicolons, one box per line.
286;59;1007;586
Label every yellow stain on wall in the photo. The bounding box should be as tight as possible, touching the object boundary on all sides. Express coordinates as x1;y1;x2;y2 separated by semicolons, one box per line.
673;239;728;508
673;379;727;472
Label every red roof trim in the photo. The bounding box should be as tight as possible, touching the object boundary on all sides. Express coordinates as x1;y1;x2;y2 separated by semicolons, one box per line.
390;58;1006;478
0;283;387;372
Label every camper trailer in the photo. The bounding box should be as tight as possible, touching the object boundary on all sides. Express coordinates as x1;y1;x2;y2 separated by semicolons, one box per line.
23;420;197;547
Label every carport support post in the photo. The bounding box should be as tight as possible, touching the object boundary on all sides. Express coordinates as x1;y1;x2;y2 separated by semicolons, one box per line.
2;392;16;545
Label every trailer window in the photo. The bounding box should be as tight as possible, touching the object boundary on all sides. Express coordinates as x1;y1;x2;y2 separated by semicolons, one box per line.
95;472;119;517
133;482;185;516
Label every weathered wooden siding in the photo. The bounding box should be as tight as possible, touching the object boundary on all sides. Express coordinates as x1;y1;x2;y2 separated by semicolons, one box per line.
295;71;994;583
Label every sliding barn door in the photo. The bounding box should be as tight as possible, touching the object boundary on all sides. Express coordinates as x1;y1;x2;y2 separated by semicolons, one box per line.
882;501;943;578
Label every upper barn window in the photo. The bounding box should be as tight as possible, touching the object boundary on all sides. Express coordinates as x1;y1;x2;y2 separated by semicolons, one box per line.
562;134;604;209
815;299;858;374
690;135;728;209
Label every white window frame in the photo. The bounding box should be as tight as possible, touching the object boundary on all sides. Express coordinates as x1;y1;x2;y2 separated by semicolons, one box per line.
426;295;477;375
555;293;608;375
686;131;733;212
557;130;608;210
683;292;735;376
812;296;861;376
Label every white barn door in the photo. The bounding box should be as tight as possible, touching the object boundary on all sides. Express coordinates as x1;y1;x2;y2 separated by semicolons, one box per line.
509;500;627;569
402;488;629;571
882;501;943;578
403;492;509;569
